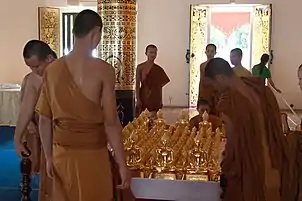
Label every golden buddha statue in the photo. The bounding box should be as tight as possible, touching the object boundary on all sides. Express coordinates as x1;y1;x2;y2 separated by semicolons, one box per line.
178;110;189;126
125;132;141;169
198;111;212;136
153;109;165;127
207;128;222;181
154;129;176;180
185;133;209;181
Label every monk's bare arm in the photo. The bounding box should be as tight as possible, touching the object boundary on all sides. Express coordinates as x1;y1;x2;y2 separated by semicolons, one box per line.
14;79;38;142
135;65;141;103
102;64;126;168
20;74;30;102
267;78;281;92
21;74;36;131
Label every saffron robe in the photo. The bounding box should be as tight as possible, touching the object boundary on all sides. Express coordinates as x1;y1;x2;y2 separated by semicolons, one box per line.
233;66;252;77
198;77;219;115
218;77;292;201
137;64;170;115
36;58;114;201
189;114;221;131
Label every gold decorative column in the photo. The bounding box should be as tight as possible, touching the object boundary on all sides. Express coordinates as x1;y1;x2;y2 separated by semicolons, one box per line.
38;7;60;56
251;5;272;67
98;0;137;126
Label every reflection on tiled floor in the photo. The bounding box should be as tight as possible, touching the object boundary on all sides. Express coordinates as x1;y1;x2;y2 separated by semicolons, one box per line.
161;107;302;130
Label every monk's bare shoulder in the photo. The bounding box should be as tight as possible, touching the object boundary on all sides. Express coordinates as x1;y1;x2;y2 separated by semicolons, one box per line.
22;73;42;94
21;73;31;88
200;61;207;73
137;62;146;71
44;58;64;76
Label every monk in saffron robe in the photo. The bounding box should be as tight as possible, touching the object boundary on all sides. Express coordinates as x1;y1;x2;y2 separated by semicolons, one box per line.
36;10;130;201
230;48;252;77
136;44;170;118
189;98;221;131
204;58;293;201
198;44;219;115
14;40;57;201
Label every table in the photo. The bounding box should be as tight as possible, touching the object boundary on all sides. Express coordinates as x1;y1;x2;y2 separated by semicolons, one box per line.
0;87;21;126
131;178;221;201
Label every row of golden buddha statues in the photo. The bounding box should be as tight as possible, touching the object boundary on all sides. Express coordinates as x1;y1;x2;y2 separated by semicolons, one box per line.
122;110;226;182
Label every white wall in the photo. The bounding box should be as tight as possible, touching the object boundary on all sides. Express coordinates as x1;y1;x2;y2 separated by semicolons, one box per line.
0;0;46;84
137;0;302;109
1;0;301;110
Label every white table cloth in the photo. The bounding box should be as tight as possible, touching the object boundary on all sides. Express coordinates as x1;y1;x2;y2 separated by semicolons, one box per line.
0;84;21;126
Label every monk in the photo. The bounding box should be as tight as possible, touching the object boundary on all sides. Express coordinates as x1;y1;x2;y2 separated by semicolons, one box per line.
189;99;221;131
135;44;170;119
36;9;130;201
14;40;57;201
204;58;292;201
230;48;252;77
198;44;220;114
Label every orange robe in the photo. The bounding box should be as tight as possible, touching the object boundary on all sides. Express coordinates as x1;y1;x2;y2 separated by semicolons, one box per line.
137;64;170;116
189;114;221;131
36;58;132;201
198;77;219;115
218;77;292;201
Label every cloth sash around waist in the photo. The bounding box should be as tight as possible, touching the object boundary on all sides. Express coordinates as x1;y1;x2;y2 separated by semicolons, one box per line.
53;118;107;149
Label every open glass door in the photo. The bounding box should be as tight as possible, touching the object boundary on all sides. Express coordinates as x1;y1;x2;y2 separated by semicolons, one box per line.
189;5;209;107
251;5;272;68
38;7;60;56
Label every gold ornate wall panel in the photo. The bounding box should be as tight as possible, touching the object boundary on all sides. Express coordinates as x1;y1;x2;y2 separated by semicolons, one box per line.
189;6;208;107
38;7;60;57
98;0;137;90
251;5;272;67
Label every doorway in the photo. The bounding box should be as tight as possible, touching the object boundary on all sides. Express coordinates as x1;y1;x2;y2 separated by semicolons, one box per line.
189;4;272;107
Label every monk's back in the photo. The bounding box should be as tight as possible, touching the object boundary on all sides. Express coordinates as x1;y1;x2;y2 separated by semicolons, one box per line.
44;57;111;123
64;56;106;105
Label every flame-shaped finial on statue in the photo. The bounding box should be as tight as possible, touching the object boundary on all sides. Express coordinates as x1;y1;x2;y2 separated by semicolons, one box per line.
178;109;189;126
202;111;209;122
154;109;165;126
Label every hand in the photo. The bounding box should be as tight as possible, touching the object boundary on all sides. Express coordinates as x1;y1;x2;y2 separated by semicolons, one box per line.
117;166;131;189
27;122;37;134
276;89;282;93
14;139;29;157
46;158;54;178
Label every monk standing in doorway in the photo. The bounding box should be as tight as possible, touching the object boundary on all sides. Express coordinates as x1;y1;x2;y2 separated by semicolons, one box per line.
135;44;170;119
230;48;251;77
14;40;56;201
198;44;219;114
204;58;291;201
36;9;130;201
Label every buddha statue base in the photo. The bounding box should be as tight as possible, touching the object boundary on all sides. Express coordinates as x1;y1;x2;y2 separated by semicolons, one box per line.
185;169;209;181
